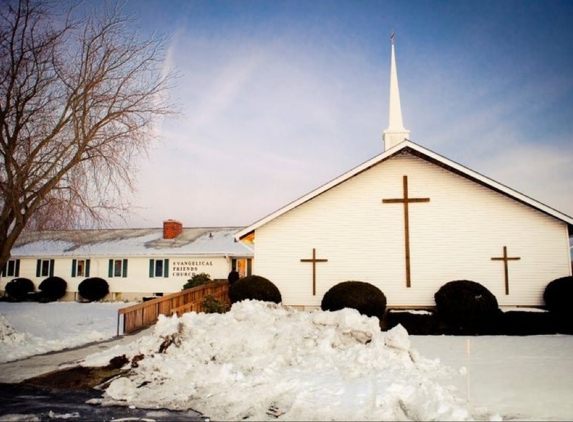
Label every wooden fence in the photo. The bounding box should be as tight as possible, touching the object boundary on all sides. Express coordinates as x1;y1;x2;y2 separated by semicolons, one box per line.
117;281;230;335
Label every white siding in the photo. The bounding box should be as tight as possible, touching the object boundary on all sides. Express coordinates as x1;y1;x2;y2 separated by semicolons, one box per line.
1;255;231;301
254;153;571;308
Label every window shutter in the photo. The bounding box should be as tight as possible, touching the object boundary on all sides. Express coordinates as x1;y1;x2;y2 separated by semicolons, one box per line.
247;259;252;276
85;259;91;277
15;260;20;277
149;259;155;278
122;259;128;278
1;263;5;277
49;259;54;277
71;259;77;277
164;259;169;278
36;260;41;277
108;259;113;277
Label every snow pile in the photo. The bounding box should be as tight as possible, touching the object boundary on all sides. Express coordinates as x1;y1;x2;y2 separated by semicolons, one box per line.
0;314;29;345
84;301;495;421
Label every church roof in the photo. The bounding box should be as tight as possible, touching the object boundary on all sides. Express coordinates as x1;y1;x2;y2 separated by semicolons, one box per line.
12;227;253;258
236;140;573;241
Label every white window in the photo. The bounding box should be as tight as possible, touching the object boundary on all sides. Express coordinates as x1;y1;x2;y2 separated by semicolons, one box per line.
149;259;169;278
71;259;91;277
2;259;20;277
36;259;54;277
108;259;128;278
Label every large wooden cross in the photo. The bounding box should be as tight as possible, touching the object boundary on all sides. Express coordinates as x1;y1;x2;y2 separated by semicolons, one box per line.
491;246;521;295
300;248;328;296
382;175;430;288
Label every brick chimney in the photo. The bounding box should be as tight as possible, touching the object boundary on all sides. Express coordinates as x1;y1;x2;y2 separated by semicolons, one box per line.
163;219;183;239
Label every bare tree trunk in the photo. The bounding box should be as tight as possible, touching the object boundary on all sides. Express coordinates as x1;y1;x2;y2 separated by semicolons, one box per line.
0;0;176;271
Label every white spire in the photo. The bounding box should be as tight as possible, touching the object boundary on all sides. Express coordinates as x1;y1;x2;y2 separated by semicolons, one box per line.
383;33;410;151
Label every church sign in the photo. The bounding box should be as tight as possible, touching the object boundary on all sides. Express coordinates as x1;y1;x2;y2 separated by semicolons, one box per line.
172;260;214;277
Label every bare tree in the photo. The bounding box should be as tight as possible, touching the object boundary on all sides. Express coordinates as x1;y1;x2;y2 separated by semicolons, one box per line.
0;0;176;270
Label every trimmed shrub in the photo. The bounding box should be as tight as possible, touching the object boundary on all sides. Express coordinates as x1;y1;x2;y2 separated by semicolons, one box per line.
201;295;229;314
544;276;573;334
78;277;109;302
384;309;438;335
227;270;240;286
229;275;282;304
543;276;573;315
183;272;213;290
5;278;35;301
321;281;387;320
501;310;555;335
38;276;67;301
434;280;500;332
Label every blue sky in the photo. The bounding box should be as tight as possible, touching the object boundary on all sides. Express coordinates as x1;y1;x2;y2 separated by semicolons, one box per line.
117;0;573;228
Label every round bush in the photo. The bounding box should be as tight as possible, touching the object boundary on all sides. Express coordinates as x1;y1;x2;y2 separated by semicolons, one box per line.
321;281;387;320
228;275;282;304
5;278;35;301
434;280;499;330
182;272;212;290
78;277;109;302
543;276;573;316
39;276;67;301
227;270;240;286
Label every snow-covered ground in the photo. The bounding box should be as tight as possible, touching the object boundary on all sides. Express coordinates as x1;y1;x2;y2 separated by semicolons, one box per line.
1;300;573;421
0;301;128;363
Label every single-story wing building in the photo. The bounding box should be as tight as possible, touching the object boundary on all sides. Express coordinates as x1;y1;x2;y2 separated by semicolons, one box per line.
1;220;253;301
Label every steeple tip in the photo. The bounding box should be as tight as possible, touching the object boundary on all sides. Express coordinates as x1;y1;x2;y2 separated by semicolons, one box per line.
383;33;410;151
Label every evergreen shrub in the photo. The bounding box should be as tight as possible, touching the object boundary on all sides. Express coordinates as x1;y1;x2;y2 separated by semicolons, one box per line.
434;280;500;332
228;275;282;304
544;276;573;333
201;295;229;314
227;270;240;286
501;310;555;335
543;276;573;315
38;276;67;301
5;278;35;301
78;277;109;302
321;281;387;320
384;309;438;335
183;273;213;290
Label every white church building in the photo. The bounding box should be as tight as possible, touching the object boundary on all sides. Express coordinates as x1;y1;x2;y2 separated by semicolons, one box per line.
236;40;573;310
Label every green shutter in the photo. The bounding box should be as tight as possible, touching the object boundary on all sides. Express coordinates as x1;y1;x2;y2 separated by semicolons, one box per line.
49;259;54;277
85;259;91;277
36;260;41;277
149;259;155;278
108;259;113;277
164;259;169;278
247;259;252;276
71;259;77;277
15;259;20;277
122;259;128;278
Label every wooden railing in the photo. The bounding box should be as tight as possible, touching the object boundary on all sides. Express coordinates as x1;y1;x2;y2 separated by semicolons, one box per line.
117;281;230;335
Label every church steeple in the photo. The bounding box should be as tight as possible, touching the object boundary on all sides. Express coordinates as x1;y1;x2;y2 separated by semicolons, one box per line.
383;33;410;151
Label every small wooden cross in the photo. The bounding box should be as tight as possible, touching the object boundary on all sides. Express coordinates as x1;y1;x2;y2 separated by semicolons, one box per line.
300;248;328;296
382;175;430;288
491;246;521;295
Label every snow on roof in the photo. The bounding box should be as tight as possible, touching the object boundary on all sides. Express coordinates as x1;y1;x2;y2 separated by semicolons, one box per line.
11;227;253;258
